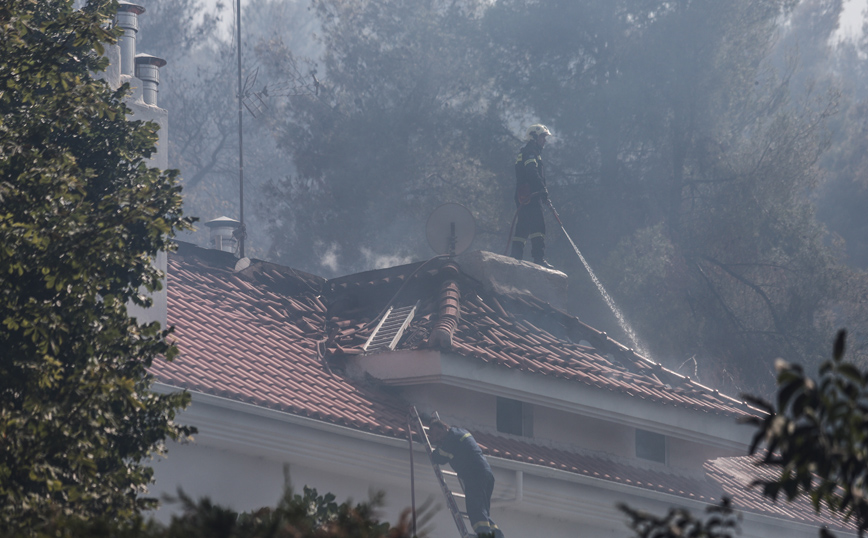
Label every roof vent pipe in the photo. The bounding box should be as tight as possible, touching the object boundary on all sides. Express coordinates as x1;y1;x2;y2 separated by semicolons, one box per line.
115;2;145;76
135;54;167;106
204;216;241;254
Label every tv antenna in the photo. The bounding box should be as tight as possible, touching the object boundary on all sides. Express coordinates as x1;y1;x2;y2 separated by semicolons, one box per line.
426;203;475;257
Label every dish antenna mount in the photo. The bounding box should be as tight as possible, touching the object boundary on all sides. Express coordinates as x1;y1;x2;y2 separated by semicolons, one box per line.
426;203;475;257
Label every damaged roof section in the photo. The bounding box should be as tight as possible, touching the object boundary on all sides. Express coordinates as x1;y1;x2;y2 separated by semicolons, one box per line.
325;252;754;419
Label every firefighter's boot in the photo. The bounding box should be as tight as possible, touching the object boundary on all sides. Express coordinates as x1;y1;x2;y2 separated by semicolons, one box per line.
535;258;555;270
531;236;551;268
510;240;524;261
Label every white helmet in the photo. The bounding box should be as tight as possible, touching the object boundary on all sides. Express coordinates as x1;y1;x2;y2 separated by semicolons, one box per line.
526;124;552;141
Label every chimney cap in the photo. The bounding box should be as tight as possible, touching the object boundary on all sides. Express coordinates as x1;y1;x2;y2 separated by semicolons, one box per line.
204;216;241;228
135;53;167;68
117;1;145;14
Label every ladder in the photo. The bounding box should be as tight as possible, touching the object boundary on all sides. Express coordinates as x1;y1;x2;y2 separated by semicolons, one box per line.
411;407;475;538
363;301;419;353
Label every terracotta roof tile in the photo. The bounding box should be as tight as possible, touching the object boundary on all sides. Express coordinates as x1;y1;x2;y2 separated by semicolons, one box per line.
153;248;411;439
705;455;855;532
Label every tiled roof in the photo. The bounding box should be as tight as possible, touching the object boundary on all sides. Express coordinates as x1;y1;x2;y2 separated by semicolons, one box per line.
151;244;410;436
707;455;855;532
153;243;849;531
326;259;756;420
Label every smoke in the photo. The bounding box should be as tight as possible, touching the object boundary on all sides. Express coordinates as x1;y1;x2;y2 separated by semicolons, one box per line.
319;242;340;274
360;247;415;270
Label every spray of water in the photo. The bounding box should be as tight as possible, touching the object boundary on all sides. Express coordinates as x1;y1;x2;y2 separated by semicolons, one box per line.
556;222;648;358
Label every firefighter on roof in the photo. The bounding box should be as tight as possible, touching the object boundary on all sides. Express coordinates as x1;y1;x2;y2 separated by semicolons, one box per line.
511;124;553;269
428;419;505;538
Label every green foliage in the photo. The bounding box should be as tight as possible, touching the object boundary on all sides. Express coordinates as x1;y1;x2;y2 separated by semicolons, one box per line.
0;0;194;533
24;484;416;538
153;483;421;538
744;329;868;535
619;497;741;538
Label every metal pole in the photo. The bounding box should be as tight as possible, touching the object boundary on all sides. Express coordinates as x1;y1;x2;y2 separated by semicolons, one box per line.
236;0;245;258
449;222;456;257
407;413;417;537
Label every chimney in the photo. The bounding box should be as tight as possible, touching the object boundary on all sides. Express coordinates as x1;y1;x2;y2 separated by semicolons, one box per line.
135;54;167;106
204;216;241;254
115;2;145;77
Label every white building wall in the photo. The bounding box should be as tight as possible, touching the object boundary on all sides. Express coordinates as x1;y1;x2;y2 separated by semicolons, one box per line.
404;383;496;428
668;436;742;470
147;386;842;538
121;54;169;329
535;407;634;459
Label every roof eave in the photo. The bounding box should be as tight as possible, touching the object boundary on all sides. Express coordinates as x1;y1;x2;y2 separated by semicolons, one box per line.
349;350;752;452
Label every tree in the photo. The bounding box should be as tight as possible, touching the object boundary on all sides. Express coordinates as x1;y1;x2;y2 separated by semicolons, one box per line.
261;0;515;275
153;485;414;538
134;0;231;196
745;329;868;536
32;483;419;538
0;0;194;532
815;40;868;271
601;70;845;393
621;330;865;538
620;497;741;538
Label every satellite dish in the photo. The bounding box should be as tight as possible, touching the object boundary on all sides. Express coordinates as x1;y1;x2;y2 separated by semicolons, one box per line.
426;203;475;256
234;257;251;272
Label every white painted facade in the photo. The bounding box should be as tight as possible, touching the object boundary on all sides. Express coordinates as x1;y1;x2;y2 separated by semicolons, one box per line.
148;383;841;538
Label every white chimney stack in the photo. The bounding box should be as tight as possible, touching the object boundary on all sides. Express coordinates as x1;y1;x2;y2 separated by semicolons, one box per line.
115;2;144;77
135;54;167;106
204;216;242;254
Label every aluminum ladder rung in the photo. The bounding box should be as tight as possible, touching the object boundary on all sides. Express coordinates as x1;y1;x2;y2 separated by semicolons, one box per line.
412;407;473;538
363;303;418;352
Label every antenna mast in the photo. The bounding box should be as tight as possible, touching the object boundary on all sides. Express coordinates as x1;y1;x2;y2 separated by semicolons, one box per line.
235;0;245;258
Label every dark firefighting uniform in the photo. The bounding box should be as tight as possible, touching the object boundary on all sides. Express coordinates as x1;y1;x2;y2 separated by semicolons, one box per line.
511;139;547;262
431;427;504;538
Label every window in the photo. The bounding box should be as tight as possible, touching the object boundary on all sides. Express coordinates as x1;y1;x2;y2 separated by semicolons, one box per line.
497;397;533;437
636;428;666;463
